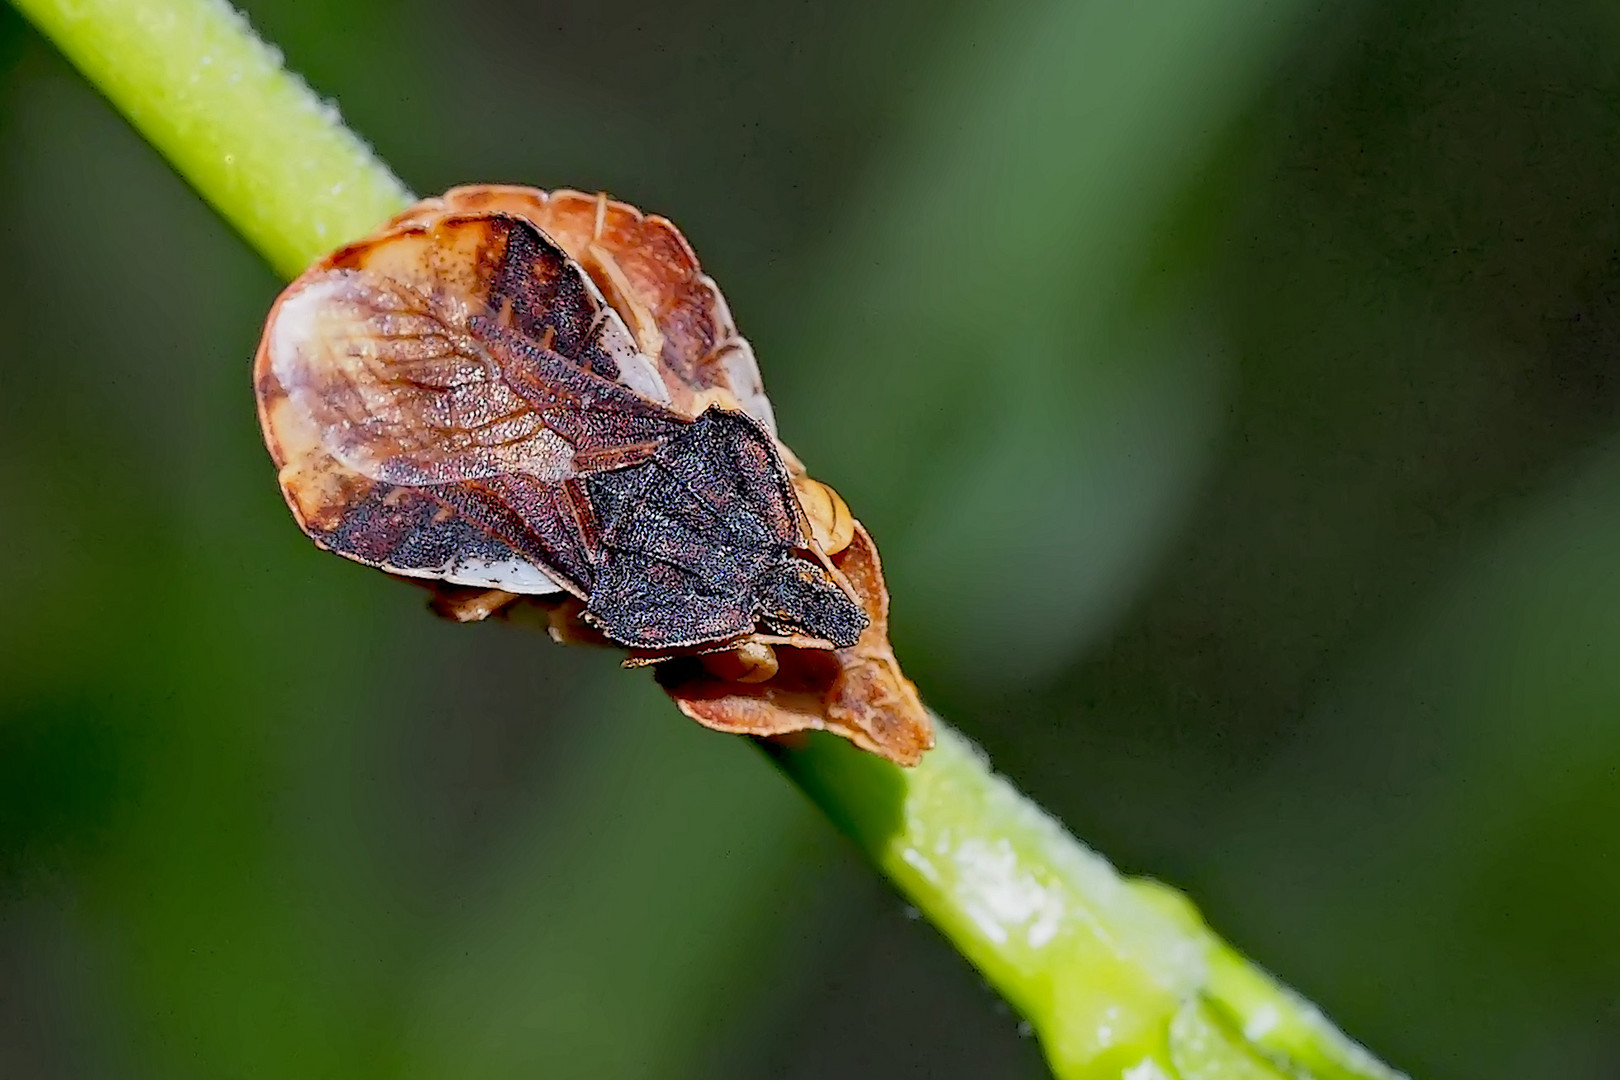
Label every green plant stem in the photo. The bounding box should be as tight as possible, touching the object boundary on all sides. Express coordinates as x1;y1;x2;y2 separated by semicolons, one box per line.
9;1;1407;1077
773;727;1405;1080
9;0;411;277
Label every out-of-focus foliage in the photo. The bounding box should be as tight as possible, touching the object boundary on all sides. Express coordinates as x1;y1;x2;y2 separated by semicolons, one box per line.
1;0;1618;1077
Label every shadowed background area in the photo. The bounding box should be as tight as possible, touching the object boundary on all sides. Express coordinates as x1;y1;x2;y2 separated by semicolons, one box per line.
2;0;1619;1076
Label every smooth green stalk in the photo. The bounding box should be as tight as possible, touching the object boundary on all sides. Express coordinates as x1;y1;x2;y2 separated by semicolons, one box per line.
769;727;1404;1080
9;0;1408;1076
9;0;411;276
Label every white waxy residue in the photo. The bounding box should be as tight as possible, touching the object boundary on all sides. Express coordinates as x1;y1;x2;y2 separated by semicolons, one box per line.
1122;1060;1173;1080
952;837;1066;951
1243;1002;1280;1041
900;845;941;885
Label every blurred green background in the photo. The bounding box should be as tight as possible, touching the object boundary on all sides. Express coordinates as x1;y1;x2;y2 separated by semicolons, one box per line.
2;0;1619;1075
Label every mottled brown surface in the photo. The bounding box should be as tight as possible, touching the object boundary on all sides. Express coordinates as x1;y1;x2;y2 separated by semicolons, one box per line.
388;186;775;430
656;521;932;766
255;185;932;764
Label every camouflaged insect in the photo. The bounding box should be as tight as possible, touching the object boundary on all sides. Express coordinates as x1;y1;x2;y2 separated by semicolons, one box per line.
255;185;933;765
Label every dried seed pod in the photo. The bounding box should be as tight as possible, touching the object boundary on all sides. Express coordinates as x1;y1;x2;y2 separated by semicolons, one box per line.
254;185;933;764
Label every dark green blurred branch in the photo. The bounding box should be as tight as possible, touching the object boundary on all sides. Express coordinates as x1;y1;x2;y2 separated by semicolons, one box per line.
7;0;1407;1076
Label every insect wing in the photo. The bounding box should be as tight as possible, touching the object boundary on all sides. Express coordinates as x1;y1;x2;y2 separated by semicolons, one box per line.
392;186;774;430
256;212;688;597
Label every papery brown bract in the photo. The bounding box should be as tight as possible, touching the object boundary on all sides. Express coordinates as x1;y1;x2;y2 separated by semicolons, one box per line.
254;185;933;764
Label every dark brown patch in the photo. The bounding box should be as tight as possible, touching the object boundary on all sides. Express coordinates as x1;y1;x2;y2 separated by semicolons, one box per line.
311;480;533;581
654;521;933;766
482;218;597;362
582;407;866;649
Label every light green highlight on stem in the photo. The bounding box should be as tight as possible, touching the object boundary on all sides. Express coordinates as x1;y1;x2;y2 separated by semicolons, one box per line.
769;726;1407;1080
9;0;413;277
8;0;1410;1076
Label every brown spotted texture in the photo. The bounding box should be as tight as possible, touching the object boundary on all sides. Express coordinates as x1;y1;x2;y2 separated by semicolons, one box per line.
256;186;933;765
387;186;775;431
655;520;932;765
